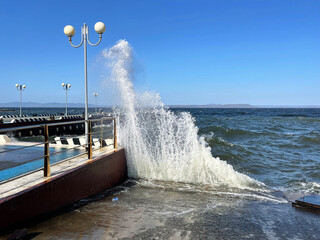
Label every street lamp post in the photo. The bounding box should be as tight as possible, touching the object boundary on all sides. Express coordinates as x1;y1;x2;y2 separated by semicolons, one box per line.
62;83;71;116
64;22;106;144
15;84;26;117
93;93;98;113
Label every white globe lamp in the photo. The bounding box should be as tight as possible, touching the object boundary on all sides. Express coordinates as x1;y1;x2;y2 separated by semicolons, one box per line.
94;22;106;34
64;25;76;37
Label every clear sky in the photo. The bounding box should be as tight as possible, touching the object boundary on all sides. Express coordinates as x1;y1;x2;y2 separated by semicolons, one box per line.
0;0;319;106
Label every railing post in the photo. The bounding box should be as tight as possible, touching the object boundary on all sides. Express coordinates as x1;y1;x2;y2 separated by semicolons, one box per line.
44;125;50;177
87;120;92;159
100;118;103;148
113;118;118;150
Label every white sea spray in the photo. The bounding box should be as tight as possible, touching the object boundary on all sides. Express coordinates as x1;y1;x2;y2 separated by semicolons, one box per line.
102;40;262;190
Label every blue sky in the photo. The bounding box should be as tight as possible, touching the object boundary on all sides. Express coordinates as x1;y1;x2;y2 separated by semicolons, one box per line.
0;0;319;106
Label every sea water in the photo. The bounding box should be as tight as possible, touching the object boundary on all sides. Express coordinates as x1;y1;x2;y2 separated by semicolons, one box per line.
1;40;320;239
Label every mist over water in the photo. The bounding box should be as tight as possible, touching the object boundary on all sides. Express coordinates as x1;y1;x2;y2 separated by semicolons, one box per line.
102;40;261;190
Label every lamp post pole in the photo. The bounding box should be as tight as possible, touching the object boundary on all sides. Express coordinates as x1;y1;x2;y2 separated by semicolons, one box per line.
62;83;71;116
93;93;98;113
15;84;26;117
84;23;88;129
64;22;106;143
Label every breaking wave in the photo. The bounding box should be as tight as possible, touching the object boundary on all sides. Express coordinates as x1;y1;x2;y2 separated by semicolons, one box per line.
102;40;263;190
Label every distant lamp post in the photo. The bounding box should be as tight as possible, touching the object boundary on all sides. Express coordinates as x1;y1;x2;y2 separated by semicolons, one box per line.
93;93;99;113
62;83;71;116
64;22;106;143
15;84;26;117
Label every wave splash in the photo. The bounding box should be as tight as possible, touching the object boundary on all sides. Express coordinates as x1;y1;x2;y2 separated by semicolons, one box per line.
103;40;261;189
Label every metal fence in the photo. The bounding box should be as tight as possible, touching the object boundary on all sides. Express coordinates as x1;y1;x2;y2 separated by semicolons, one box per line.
0;117;117;182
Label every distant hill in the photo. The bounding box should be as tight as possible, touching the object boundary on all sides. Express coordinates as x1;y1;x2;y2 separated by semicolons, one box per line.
256;105;320;108
169;104;255;108
169;104;320;108
0;102;319;108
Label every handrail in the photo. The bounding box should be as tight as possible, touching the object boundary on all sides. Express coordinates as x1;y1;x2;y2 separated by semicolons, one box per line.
0;117;114;133
0;117;118;180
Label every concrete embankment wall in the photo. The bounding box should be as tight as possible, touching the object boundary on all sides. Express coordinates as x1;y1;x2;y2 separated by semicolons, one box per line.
0;148;127;232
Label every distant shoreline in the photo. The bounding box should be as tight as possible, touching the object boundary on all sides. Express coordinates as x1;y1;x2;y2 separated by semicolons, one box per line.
168;105;320;109
0;103;319;109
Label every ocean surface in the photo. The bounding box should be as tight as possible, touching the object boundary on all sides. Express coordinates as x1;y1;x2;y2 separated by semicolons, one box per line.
183;107;320;195
1;107;320;239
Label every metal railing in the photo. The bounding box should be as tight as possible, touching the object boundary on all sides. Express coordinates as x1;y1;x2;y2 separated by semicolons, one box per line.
0;117;117;181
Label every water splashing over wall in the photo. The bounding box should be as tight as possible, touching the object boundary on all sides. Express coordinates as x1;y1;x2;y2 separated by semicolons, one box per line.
103;40;261;189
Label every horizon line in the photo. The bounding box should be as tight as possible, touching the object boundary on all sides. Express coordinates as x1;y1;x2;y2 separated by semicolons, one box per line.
0;102;319;109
